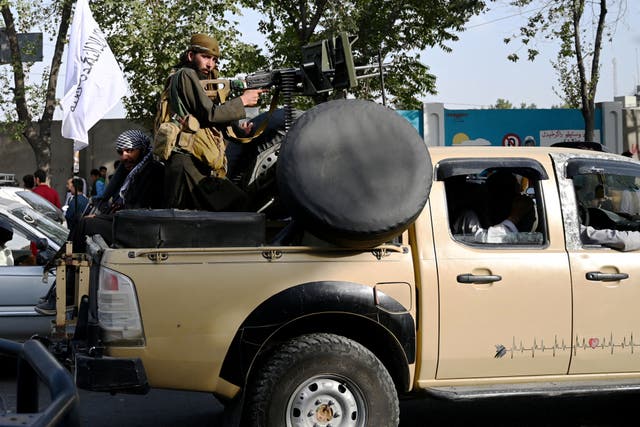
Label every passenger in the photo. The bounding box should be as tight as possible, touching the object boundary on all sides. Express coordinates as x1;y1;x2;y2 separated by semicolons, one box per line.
35;130;164;315
580;225;640;251
0;217;13;266
161;33;264;211
453;170;535;243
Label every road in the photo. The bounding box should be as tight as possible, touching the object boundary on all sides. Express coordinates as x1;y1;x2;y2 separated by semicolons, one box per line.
2;361;639;426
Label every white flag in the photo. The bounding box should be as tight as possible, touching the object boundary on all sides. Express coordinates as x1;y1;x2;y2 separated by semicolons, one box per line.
60;0;127;151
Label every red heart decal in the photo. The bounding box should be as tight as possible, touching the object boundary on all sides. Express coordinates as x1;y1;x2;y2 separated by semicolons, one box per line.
588;338;599;349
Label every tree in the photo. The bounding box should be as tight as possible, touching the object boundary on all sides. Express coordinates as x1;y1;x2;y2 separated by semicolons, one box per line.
492;98;514;109
89;0;269;126
241;0;487;109
0;0;74;172
504;0;626;142
519;101;537;109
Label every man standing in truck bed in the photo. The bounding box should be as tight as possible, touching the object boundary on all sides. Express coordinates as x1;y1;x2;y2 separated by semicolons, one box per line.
160;33;264;211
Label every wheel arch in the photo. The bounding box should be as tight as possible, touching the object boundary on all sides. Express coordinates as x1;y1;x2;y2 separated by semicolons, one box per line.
219;281;415;393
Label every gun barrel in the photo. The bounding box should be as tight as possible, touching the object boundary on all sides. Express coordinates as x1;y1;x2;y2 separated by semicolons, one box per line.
356;72;388;80
354;62;393;71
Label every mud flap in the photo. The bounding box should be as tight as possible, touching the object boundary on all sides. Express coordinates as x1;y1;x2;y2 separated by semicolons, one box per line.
75;354;149;394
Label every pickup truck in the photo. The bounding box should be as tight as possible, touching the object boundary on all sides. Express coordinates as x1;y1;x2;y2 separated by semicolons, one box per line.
49;100;640;427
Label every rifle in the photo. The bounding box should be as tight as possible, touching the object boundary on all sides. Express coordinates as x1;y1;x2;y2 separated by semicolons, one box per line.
202;32;361;131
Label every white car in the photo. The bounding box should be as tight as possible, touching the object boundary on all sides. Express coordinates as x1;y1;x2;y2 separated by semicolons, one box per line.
0;198;68;340
0;186;66;225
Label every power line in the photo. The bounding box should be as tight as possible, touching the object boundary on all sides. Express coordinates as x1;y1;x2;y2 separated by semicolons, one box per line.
465;4;549;30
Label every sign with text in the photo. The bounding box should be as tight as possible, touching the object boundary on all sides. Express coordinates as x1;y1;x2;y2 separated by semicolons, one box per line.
0;30;43;63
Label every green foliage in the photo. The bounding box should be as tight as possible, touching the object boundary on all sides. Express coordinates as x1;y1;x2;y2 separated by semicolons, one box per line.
551;55;581;108
503;0;626;141
491;98;514;109
519;101;537;109
1;0;72;170
0;0;62;123
90;0;269;126
240;0;486;108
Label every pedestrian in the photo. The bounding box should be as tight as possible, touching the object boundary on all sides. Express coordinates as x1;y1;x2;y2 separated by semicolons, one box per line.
22;174;35;190
32;169;61;208
64;177;89;231
99;165;108;182
89;168;105;197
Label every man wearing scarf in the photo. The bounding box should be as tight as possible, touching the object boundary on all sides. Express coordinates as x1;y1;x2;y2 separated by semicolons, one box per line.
162;33;264;211
35;130;163;315
94;129;164;215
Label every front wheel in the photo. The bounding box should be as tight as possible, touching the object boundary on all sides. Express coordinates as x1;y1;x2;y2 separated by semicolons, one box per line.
244;333;399;427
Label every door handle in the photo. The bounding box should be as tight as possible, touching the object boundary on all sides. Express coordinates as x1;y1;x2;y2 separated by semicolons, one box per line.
457;274;502;284
586;272;629;282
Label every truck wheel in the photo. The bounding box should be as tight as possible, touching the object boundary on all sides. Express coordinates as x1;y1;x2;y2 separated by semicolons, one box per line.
277;99;432;248
244;333;399;427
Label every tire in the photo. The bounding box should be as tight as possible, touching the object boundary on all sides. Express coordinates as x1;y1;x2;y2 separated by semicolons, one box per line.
277;99;432;247
244;333;399;427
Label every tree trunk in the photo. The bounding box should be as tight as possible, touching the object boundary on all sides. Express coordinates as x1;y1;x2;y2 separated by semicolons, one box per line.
1;0;74;174
582;103;595;143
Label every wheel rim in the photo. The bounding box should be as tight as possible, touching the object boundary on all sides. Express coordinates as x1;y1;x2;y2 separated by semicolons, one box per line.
286;374;366;427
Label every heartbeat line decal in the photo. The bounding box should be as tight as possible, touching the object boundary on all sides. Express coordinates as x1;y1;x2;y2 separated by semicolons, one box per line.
574;333;640;355
495;333;640;359
496;336;570;359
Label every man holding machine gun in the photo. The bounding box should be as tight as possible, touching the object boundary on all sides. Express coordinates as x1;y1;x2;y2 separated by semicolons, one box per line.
160;33;265;211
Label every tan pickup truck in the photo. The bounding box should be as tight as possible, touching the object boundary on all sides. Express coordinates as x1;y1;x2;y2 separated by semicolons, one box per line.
50;100;640;426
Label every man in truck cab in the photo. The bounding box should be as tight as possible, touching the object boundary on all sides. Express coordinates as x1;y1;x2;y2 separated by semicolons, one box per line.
35;130;164;315
451;169;536;243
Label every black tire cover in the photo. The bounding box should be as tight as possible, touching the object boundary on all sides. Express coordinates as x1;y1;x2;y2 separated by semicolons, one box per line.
277;99;432;247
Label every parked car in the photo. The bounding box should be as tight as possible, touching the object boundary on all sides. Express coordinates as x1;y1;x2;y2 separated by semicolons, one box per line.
0;186;66;225
0;198;68;341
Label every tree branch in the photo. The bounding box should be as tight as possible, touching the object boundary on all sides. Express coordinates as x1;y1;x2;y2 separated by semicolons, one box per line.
42;0;74;126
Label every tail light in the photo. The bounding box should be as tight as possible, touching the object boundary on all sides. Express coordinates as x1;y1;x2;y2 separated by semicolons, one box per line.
98;267;144;346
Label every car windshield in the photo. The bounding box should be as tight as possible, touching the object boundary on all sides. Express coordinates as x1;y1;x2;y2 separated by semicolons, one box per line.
16;189;62;220
8;205;69;246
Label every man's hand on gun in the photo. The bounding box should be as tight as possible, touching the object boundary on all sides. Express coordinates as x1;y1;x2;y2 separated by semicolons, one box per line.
240;88;268;107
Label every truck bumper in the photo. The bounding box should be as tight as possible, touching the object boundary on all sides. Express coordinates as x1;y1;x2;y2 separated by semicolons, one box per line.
75;353;150;394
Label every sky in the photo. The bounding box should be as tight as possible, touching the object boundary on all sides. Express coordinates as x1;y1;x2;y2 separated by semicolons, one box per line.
235;1;640;110
43;0;640;119
417;1;640;109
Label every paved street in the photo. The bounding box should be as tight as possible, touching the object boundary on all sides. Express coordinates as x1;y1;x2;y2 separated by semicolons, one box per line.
2;361;639;426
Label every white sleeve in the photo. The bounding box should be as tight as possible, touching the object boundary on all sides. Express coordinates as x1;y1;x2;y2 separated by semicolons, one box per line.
580;225;640;251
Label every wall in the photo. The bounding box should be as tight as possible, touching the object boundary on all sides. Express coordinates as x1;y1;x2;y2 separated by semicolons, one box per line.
421;102;626;152
623;109;640;157
0;119;146;202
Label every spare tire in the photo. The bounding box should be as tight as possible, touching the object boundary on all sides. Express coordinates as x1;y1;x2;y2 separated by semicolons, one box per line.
277;99;432;247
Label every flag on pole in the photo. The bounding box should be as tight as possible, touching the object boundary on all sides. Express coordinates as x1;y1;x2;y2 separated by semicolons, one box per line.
60;0;127;151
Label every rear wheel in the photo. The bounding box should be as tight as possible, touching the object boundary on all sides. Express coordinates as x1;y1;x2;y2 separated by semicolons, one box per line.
244;333;399;427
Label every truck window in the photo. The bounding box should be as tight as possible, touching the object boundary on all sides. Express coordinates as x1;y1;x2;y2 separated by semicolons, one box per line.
444;167;546;246
571;168;640;234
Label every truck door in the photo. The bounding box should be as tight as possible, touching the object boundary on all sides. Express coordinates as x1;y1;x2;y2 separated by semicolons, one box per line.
560;156;640;374
432;158;572;379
